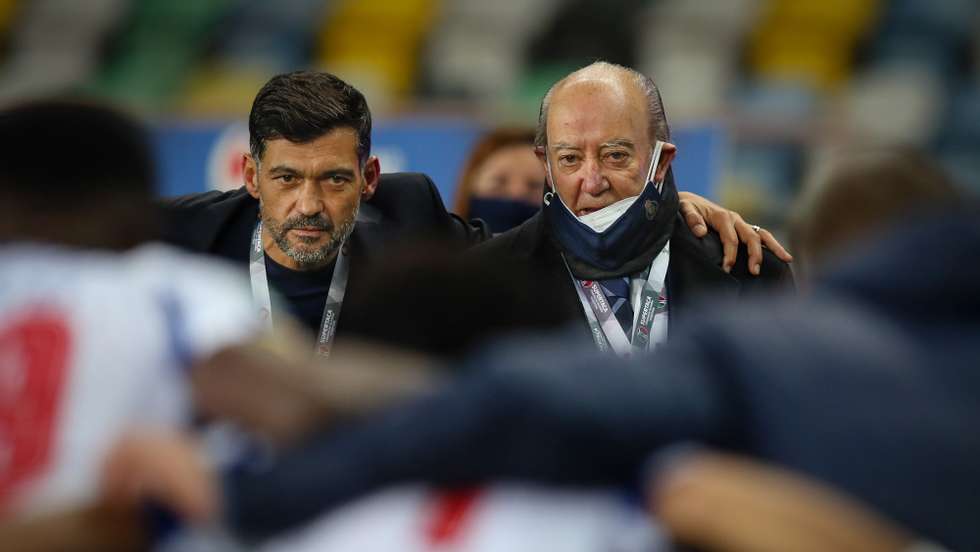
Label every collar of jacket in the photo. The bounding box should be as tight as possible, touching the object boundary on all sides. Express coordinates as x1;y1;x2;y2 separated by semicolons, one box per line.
543;169;680;280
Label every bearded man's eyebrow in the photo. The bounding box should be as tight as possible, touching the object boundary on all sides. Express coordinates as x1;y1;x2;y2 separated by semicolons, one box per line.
318;168;356;180
268;165;301;176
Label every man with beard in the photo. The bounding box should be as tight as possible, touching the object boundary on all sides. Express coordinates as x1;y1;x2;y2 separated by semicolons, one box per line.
162;70;791;356
161;71;485;355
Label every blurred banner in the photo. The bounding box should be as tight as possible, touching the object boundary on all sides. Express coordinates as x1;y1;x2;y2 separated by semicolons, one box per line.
154;120;726;206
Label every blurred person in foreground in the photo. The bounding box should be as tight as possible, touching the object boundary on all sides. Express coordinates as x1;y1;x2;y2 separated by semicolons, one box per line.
790;147;962;284
197;150;975;550
161;71;790;357
0;101;406;550
99;248;934;552
0;100;257;548
470;62;793;359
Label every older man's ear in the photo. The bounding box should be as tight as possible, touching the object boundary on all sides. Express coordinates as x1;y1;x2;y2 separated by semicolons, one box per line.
653;142;677;184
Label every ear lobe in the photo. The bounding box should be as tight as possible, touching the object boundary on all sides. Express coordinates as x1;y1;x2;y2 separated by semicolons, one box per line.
243;154;260;199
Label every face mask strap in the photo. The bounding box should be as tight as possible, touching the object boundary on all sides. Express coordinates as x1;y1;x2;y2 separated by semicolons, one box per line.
544;151;578;215
543;190;554;206
647;140;665;194
544;152;556;206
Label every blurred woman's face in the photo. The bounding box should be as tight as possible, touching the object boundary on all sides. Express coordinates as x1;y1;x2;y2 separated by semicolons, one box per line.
470;144;546;205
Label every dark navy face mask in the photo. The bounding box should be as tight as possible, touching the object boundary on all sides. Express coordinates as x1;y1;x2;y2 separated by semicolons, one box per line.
468;197;540;234
543;142;674;276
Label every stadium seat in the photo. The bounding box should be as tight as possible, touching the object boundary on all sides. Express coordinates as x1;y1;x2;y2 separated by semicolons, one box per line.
181;0;329;115
422;0;566;101
86;0;234;110
0;0;19;36
841;65;945;145
747;0;880;90
317;0;438;102
0;0;128;99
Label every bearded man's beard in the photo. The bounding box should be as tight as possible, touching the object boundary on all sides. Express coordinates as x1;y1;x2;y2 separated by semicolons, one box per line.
262;205;358;270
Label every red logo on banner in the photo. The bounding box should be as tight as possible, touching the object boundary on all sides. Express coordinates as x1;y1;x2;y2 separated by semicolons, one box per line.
0;310;71;510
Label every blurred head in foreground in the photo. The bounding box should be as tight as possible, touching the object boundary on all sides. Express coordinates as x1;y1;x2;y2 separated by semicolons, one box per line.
791;147;961;280
340;245;578;361
452;127;544;232
0;100;158;249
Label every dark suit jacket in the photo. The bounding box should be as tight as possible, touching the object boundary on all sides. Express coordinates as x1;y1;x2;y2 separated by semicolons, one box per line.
159;173;489;339
470;210;794;331
224;210;980;551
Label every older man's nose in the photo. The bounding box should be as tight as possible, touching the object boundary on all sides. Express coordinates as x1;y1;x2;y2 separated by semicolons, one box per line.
580;160;607;196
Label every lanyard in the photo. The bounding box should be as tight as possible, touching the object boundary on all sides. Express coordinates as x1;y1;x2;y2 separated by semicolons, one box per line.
249;222;350;358
563;241;670;358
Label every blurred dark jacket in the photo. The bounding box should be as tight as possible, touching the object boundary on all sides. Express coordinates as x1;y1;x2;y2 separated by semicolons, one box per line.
225;208;980;551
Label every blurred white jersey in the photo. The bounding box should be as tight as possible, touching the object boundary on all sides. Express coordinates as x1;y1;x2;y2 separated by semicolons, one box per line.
0;243;259;515
257;485;670;552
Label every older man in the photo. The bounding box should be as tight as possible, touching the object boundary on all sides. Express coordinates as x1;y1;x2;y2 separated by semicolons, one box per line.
473;62;792;356
162;70;790;357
